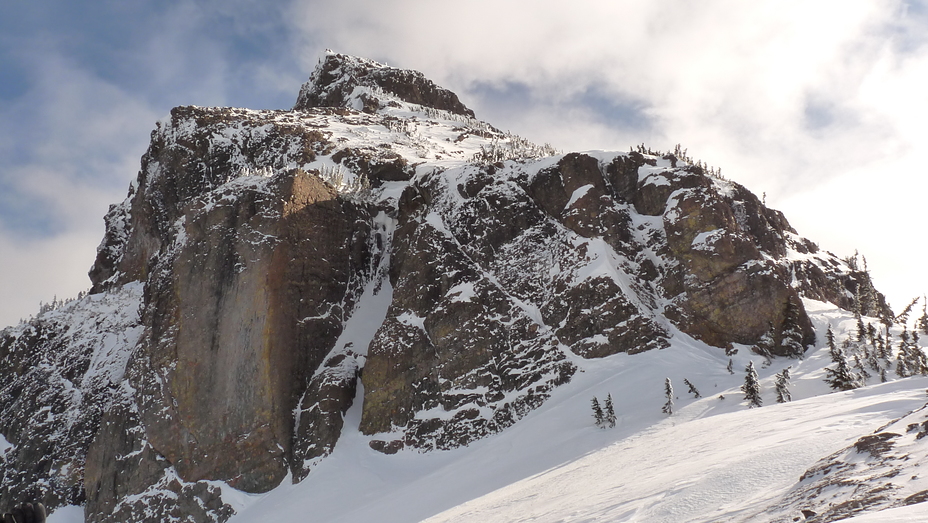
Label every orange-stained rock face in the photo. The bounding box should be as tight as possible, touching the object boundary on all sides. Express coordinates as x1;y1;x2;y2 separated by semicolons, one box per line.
129;170;371;492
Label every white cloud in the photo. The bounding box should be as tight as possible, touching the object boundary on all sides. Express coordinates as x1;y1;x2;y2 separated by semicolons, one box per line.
3;0;925;326
0;54;158;327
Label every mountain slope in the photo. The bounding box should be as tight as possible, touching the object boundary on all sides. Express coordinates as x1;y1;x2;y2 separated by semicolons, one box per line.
220;301;928;523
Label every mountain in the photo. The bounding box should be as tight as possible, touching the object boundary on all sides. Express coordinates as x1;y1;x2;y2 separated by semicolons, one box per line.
0;52;919;523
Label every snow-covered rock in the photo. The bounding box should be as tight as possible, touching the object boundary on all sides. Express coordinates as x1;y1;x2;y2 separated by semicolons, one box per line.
0;53;899;522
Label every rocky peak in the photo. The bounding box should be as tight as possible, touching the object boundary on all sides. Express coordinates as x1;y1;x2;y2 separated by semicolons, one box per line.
293;51;475;117
0;53;894;523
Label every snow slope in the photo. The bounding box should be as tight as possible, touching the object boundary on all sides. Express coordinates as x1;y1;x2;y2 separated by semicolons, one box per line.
206;298;928;523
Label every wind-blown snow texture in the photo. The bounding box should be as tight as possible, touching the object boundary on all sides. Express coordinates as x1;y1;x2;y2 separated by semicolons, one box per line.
1;52;923;522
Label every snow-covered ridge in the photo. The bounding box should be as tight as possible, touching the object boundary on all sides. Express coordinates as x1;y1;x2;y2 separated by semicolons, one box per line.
1;52;911;523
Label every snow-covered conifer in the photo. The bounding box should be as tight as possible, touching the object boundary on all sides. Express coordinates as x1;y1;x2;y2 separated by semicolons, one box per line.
726;358;734;375
591;397;605;428
774;366;791;403
604;394;617;428
781;298;806;358
826;325;840;363
918;299;928;335
684;378;701;399
742;362;762;408
853;354;870;384
824;347;860;391
662;378;674;415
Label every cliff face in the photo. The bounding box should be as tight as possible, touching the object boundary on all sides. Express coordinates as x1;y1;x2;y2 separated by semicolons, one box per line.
0;52;887;522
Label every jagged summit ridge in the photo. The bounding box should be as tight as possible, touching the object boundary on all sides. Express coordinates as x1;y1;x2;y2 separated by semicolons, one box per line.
294;51;475;117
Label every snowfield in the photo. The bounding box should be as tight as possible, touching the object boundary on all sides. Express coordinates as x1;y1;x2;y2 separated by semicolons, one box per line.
132;298;928;523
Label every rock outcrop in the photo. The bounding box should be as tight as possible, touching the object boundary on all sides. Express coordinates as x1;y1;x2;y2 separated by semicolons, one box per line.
0;53;886;522
755;403;928;522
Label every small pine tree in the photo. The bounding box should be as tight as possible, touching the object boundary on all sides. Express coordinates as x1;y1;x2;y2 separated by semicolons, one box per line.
781;297;806;358
826;325;840;362
662;378;674;415
742;362;762;408
879;329;894;362
726;358;734;375
896;297;920;325
896;346;910;378
918;299;928;335
754;323;776;358
867;323;877;347
824;347;859;391
880;367;888;383
775;366;792;403
853;354;870;385
604;394;617;428
684;378;701;399
591;397;605;428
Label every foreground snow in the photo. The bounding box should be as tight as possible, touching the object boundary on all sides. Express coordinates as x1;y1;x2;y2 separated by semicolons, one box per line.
196;299;928;522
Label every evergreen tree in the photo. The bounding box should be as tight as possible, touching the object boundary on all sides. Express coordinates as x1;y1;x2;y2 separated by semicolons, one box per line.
867;323;877;347
591;397;605;428
882;330;894;361
918;299;928;335
826;325;840;363
742;362;762;408
781;297;806;358
754;323;776;359
896;345;910;378
880;367;888;383
856;316;867;344
775;366;792;403
853;354;870;385
604;393;617;428
858;256;878;315
726;358;734;375
904;330;928;376
896;297;920;325
897;327;912;378
662;378;674;415
824;347;859;391
684;378;701;399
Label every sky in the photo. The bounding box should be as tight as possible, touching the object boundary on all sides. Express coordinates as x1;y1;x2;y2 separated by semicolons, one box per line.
1;0;927;327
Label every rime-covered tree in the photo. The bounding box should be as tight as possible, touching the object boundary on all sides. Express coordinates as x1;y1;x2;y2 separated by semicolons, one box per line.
881;329;894;362
781;297;806;358
684;378;701;399
774;367;791;403
896;297;920;325
742;362;762;408
918;299;928;335
591;397;605;428
824;347;859;391
662;378;674;415
897;327;913;378
754;323;776;359
856;316;867;344
896;345;910;378
853;353;870;384
826;325;840;363
604;394;617;428
903;329;928;376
